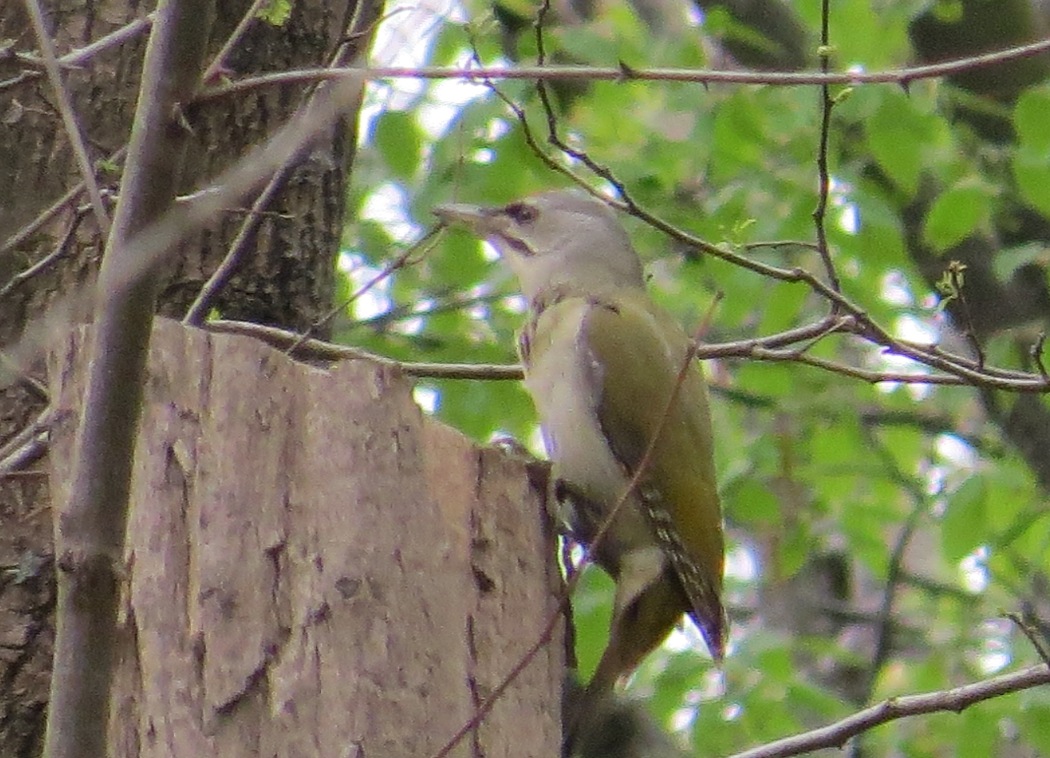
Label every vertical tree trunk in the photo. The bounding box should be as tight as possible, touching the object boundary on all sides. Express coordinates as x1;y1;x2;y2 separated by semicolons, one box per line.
1;2;376;752
46;319;564;756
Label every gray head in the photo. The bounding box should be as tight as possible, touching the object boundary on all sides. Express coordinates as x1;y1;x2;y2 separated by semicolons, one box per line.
434;190;645;301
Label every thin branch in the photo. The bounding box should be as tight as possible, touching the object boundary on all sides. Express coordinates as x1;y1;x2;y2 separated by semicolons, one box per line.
180;166;288;325
281;225;441;355
352;289;506;332
727;665;1050;758
533;0;622;197
899;571;975;601
201;0;270;83
942;260;986;368
43;0;215;753
0;351;49;401
0;147;125;257
1030;333;1048;378
204;319;523;379
22;0;112;237
193;37;1050;102
1006;612;1050;667
184;0;376;326
203;311;1050;391
0;407;53;477
854;424;932;733
743;239;820;252
0;434;48;477
11;14;153;72
811;0;840;295
0;205;88;301
430;576;568;758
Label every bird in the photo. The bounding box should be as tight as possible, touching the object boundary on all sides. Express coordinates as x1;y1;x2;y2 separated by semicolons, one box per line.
434;189;726;694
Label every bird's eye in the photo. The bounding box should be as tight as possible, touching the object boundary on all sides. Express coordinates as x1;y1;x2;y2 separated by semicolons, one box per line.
503;202;538;225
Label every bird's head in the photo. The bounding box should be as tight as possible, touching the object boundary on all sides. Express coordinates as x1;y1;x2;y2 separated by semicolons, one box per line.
434;190;645;301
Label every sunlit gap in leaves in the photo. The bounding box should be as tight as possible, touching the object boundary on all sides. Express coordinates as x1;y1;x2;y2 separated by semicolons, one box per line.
414;385;441;414
973;616;1012;674
831;177;862;279
361;0;494;140
656;548;757;700
839;180;940;399
364;0;469;124
932;435;991;612
670;666;725;732
871;270;937;399
338;182;418;323
848;203;1003;667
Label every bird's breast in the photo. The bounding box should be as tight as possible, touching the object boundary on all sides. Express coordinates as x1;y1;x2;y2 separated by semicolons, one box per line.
520;297;651;566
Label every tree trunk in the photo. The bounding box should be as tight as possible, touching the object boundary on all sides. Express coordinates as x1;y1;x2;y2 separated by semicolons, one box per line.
0;1;377;752
46;318;565;756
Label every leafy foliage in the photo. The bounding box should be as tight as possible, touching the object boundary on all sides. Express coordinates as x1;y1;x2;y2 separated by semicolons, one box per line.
344;0;1050;754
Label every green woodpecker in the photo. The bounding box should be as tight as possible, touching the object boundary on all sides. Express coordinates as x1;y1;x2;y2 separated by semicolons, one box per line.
434;190;726;693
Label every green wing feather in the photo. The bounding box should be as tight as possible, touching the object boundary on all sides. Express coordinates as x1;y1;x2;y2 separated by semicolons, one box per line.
583;289;726;657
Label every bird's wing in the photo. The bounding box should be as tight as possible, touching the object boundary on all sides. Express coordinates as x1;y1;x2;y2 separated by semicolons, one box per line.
582;289;726;658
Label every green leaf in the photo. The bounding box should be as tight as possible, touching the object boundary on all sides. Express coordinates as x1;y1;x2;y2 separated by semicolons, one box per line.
256;0;292;26
941;476;987;563
726;478;780;526
867;93;932;196
710;92;767;179
1018;704;1050;754
372;111;422;181
1013;146;1050;217
991;242;1049;280
777;524;811;577
923;182;990;251
955;705;999;758
1014;88;1050;153
571;566;615;681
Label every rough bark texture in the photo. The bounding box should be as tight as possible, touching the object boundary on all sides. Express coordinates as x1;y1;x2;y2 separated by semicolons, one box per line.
0;0;370;336
0;1;371;751
45;318;564;757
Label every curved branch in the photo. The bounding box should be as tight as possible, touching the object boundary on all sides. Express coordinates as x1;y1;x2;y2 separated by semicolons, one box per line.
728;665;1050;758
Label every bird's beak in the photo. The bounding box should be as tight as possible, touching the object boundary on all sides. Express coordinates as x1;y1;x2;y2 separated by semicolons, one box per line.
433;202;503;236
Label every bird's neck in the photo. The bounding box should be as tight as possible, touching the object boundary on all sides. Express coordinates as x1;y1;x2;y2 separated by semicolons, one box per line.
528;282;645;319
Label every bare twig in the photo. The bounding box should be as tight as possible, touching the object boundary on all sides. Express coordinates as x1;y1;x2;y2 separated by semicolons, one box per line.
205;319;522;379
1030;333;1048;378
1005;612;1050;667
353;290;506;332
0;407;53;477
0;206;88;301
0;351;49;401
202;310;1050;391
727;665;1050;758
11;14;152;72
938;261;985;367
44;0;215;754
281;225;442;356
193;37;1050;102
184;0;376;326
22;0;112;236
811;0;840;295
201;0;270;82
180;167;288;325
0;147;125;257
